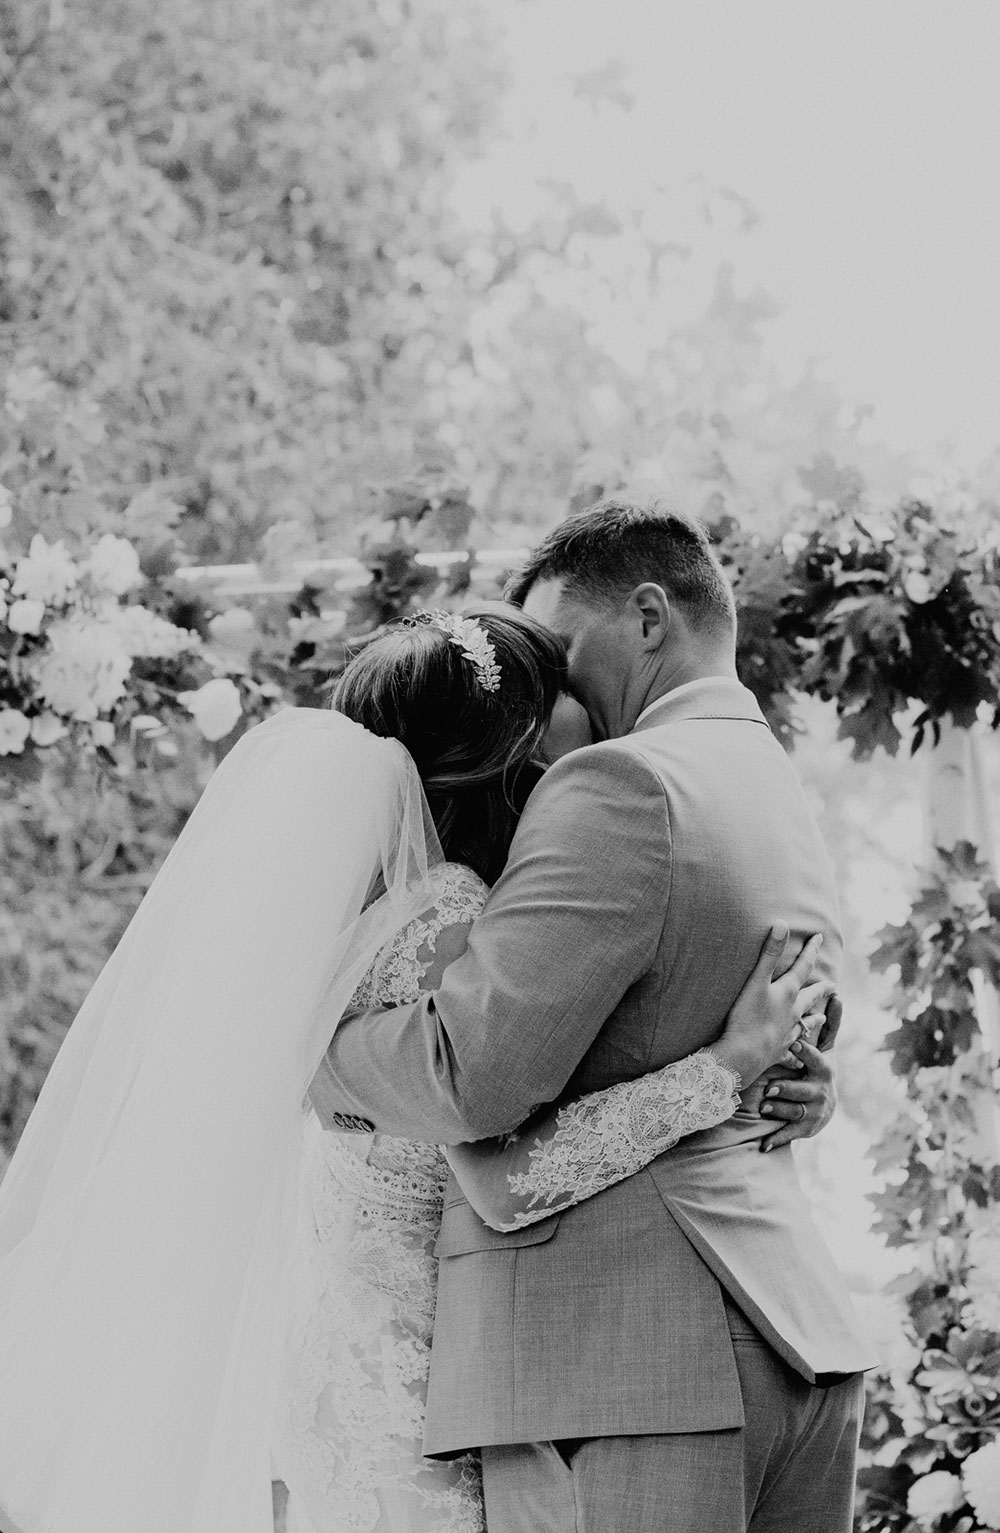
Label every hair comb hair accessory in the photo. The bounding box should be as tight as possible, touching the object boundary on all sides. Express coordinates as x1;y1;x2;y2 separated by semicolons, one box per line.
408;610;501;693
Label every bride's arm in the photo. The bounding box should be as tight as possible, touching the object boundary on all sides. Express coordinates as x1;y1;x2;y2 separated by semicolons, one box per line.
308;864;486;1126
446;926;830;1231
445;1050;741;1230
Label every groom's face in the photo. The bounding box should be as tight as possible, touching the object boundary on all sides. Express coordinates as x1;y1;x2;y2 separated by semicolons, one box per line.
522;578;632;742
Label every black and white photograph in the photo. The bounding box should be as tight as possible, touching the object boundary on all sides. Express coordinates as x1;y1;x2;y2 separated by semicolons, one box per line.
0;2;999;1530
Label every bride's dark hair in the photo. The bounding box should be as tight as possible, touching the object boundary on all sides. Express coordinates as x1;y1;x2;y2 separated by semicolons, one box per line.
333;604;568;885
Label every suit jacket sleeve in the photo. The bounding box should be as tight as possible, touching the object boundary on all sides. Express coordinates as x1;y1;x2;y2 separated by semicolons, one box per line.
310;743;670;1142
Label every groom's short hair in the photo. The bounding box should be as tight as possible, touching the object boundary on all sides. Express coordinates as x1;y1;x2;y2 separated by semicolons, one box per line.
506;497;736;638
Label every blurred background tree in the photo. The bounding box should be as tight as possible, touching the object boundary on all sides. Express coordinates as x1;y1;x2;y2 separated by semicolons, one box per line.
0;0;509;559
6;0;973;563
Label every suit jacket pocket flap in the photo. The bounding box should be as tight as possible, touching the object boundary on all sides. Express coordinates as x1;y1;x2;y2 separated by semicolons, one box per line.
434;1196;561;1256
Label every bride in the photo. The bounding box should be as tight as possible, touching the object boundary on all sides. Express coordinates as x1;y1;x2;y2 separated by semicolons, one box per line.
0;605;828;1533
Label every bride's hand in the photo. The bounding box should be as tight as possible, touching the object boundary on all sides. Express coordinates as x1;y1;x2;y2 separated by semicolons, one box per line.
710;923;835;1089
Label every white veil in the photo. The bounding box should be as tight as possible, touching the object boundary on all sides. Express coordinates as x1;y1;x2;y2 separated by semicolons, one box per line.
0;708;442;1533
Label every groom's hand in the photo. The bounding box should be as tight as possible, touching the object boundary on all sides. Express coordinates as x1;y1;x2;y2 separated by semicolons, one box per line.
751;996;842;1150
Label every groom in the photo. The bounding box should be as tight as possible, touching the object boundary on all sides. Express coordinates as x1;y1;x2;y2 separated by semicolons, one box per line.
311;498;875;1533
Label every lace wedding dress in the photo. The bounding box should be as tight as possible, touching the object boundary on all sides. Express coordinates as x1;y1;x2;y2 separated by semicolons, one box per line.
273;864;743;1533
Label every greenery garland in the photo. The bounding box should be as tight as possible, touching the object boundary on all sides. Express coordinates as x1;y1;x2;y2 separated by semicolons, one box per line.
857;844;1000;1532
719;499;1000;756
3;448;1000;770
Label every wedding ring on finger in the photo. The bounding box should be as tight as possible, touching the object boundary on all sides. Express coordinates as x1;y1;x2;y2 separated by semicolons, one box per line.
799;1011;825;1040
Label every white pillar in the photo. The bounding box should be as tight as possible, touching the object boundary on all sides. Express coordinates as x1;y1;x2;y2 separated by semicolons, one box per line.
921;716;997;874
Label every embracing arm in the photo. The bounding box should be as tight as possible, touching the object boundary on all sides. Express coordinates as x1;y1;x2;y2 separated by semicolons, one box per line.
309;745;670;1143
445;1048;740;1229
446;925;832;1228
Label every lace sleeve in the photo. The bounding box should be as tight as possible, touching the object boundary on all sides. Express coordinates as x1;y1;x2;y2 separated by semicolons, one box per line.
445;1047;742;1232
350;862;489;1009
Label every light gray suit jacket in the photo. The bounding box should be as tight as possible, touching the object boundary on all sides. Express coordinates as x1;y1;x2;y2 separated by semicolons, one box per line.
312;677;876;1455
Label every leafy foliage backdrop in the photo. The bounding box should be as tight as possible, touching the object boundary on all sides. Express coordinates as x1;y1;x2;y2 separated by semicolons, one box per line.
2;3;1000;1529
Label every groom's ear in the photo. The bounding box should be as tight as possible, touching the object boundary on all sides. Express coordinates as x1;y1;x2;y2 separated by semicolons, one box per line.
629;583;671;648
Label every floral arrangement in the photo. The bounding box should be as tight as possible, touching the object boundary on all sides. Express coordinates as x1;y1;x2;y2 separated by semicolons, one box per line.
857;843;1000;1533
0;454;485;772
0;526;224;757
0;353;264;769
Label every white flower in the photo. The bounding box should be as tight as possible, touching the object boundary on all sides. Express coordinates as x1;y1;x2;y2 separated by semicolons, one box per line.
29;712;67;747
781;529;810;561
85;534;142;596
7;598;46;635
64;394;105;446
207;607;257;670
130;714;166;736
964;1442;1000;1530
0;708;31;756
109;603;199;661
177;678;242;741
5;365;58;421
90;720;115;748
33;614;132;721
897;1380;930;1441
12;534;78;605
907;1470;965;1526
902;569;933;605
0;483;13;530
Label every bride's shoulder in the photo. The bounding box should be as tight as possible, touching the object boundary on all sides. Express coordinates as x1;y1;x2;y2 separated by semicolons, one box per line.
352;862;487;1009
426;861;490;921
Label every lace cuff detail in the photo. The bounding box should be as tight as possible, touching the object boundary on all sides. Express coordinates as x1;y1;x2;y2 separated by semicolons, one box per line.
699;1045;743;1097
496;1048;742;1229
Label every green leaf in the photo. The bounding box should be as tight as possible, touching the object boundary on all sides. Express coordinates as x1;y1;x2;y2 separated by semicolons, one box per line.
837;701;903;759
